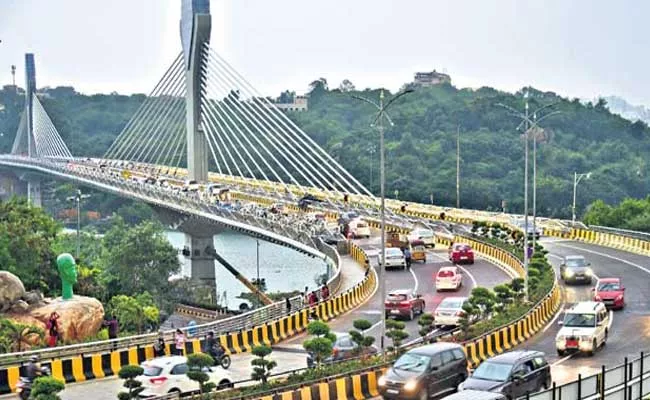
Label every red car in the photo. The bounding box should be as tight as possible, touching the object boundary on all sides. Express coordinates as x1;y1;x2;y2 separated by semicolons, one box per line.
593;278;625;309
449;243;474;264
384;290;426;320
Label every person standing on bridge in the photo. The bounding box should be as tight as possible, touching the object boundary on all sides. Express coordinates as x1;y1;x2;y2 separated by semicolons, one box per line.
321;284;330;300
174;329;186;356
285;297;292;315
153;332;166;357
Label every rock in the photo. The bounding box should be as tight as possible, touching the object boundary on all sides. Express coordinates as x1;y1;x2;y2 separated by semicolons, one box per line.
0;271;25;309
23;290;44;305
9;300;29;313
7;296;104;342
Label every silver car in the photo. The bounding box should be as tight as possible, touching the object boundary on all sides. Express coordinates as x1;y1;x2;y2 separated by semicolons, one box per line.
560;255;593;284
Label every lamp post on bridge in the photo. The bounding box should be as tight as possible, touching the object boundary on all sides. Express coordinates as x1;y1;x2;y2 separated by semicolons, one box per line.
572;172;591;224
497;93;560;303
351;88;413;355
66;189;91;259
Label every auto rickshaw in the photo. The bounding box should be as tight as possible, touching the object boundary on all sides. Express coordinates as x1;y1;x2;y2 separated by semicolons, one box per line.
410;240;427;263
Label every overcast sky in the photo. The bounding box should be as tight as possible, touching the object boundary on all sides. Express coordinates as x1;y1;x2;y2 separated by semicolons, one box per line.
1;0;649;105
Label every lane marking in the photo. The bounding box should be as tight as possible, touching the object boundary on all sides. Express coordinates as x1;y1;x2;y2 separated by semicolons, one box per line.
403;328;441;346
410;267;419;293
551;354;573;366
553;243;650;276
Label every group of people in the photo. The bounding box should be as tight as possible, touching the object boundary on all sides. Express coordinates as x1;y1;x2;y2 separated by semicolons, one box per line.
152;329;226;365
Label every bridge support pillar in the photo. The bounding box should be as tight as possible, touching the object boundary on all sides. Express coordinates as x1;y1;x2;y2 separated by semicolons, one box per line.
0;171;26;201
27;178;42;208
183;234;216;285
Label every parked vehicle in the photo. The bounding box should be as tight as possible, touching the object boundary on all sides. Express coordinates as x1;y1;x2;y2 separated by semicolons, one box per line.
408;228;436;248
307;332;378;367
435;266;462;291
555;301;609;356
381;247;407;270
459;350;551;399
560;255;593;284
386;231;409;249
138;356;232;397
182;179;200;192
385;289;426;320
449;243;474;264
434;297;470;327
410;240;427;263
593;277;625;310
378;342;468;399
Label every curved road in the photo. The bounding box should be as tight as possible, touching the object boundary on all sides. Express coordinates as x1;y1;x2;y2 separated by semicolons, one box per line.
526;237;650;385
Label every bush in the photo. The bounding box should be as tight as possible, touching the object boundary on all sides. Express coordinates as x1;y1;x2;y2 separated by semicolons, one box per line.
303;321;336;366
349;319;375;355
186;353;216;393
117;365;144;400
386;319;409;352
251;345;277;384
31;376;65;400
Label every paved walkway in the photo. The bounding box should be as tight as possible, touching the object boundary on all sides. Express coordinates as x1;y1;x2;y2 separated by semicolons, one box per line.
334;254;367;294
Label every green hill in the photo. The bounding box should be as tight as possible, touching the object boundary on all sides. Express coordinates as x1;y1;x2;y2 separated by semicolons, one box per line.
1;82;648;220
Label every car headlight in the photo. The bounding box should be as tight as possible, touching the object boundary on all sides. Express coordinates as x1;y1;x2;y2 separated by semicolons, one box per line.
616;294;623;301
404;379;418;392
565;270;574;277
585;268;593;276
555;335;565;342
378;376;387;387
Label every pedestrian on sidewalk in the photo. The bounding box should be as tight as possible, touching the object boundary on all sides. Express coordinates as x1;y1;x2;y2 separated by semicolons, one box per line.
403;247;412;269
285;297;292;315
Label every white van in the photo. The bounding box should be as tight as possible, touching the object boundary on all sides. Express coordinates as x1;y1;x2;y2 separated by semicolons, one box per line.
555;301;609;356
349;218;370;238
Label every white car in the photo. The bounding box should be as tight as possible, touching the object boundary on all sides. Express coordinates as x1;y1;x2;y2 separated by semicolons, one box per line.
381;248;407;269
435;266;462;291
407;228;436;247
434;297;470;327
349;218;371;238
183;179;200;192
555;301;609;356
138;356;232;397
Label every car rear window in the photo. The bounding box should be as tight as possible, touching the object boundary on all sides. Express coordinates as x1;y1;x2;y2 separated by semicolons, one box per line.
439;298;465;309
388;294;407;301
453;245;470;251
143;366;163;376
438;270;455;278
598;282;620;291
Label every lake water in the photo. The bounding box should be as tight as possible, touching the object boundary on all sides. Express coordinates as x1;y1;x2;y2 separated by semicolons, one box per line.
165;231;327;309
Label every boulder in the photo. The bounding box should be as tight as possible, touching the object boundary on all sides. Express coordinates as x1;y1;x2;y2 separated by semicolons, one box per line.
0;271;25;310
7;296;104;342
9;300;29;313
23;290;44;306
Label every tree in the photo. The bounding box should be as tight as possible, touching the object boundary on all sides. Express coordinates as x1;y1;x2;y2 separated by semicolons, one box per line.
339;79;356;92
348;319;375;356
117;365;144;400
385;319;409;352
107;293;160;334
186;353;216;394
250;345;277;384
468;287;496;319
0;319;44;352
99;219;179;301
0;198;60;292
417;313;435;340
303;321;336;366
30;376;65;400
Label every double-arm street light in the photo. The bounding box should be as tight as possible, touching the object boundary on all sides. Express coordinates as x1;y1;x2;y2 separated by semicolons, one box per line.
572;172;591;224
497;93;560;302
352;88;413;353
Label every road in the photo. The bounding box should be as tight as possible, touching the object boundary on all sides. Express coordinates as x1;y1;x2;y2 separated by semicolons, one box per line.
284;233;514;349
14;350;307;400
525;237;650;385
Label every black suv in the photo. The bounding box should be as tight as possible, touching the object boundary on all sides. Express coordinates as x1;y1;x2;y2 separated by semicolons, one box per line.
459;350;551;399
379;343;468;399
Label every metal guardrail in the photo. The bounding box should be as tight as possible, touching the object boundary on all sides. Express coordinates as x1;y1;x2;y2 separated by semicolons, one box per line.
525;352;650;400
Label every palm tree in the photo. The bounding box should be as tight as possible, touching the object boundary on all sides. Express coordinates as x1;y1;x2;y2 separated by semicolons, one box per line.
0;319;44;352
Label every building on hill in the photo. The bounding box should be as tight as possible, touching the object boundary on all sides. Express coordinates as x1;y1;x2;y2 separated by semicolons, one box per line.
413;70;451;87
275;95;309;112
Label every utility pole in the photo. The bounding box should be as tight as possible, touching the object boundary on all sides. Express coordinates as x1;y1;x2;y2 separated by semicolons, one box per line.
523;96;529;303
11;65;16;87
256;239;260;306
351;87;413;355
572;172;591;224
456;125;460;209
532;114;538;252
76;190;81;258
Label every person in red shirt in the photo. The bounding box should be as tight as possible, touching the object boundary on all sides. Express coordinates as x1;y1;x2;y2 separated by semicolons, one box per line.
308;291;318;307
321;284;330;300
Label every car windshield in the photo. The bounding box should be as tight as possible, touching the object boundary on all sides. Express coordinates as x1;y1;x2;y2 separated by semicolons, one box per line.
439;298;464;309
388;294;407;301
142;366;163;376
565;258;585;268
563;312;596;328
598;282;620;291
393;353;431;372
471;361;513;382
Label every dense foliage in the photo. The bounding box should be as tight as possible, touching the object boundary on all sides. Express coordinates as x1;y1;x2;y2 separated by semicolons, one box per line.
584;197;650;232
3;81;649;218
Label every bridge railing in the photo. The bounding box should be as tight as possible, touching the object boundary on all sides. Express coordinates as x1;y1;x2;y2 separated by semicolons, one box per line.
526;352;650;400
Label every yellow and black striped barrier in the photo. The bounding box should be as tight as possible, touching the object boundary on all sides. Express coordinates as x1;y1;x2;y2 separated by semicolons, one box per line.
0;245;377;395
258;368;385;400
544;227;650;256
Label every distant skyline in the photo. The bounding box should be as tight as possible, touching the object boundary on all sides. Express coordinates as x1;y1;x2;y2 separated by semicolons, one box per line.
1;0;649;105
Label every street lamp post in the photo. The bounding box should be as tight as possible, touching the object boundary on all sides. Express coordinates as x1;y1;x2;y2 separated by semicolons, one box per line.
456;125;461;209
256;239;260;306
66;189;90;259
497;95;559;303
368;145;376;192
352;88;413;354
572;172;591;224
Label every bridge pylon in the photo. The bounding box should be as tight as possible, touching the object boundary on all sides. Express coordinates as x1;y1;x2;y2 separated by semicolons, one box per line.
181;0;211;182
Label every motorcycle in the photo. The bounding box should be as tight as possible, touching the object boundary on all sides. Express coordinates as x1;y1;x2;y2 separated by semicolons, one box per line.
210;347;231;369
17;366;51;400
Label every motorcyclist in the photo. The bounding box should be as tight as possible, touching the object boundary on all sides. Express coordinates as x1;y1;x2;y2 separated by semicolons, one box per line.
25;355;41;382
205;331;226;363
